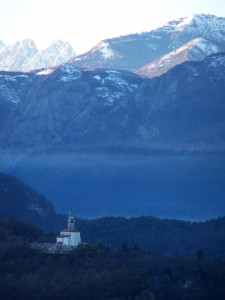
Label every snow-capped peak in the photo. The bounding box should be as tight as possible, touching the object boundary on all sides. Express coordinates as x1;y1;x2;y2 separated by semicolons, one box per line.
18;39;37;49
0;39;76;72
161;14;225;37
23;40;76;71
44;40;75;56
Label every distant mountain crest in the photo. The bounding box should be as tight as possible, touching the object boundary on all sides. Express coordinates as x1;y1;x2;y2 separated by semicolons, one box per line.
0;39;76;72
71;14;225;72
138;38;225;78
24;40;76;71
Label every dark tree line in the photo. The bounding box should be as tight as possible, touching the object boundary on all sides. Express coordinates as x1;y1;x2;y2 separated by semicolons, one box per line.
0;240;225;300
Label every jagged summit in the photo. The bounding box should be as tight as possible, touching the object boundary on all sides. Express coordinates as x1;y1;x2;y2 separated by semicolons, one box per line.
0;39;38;71
24;40;76;71
0;39;76;72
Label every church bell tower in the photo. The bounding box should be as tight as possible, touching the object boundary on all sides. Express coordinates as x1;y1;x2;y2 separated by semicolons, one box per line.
68;211;75;230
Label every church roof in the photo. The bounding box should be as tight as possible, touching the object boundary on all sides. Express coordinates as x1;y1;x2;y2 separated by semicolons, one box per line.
61;228;80;233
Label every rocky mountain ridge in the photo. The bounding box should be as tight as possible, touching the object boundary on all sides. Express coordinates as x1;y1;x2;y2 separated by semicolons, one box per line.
71;14;225;72
138;38;225;78
0;39;76;72
1;52;225;154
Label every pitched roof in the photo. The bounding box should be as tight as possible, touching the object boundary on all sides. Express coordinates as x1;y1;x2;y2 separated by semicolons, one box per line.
61;228;80;233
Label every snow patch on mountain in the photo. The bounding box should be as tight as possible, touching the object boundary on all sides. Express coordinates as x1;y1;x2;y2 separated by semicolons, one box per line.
105;73;128;86
96;41;114;59
174;16;194;32
0;72;33;104
96;86;123;106
58;64;82;82
206;53;225;69
92;70;139;106
93;75;101;80
36;69;54;76
0;84;20;103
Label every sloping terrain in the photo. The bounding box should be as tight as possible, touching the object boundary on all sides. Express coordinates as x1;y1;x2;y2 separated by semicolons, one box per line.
71;14;225;71
138;38;225;78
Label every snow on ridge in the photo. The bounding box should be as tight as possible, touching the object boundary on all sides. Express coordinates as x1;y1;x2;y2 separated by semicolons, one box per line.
96;86;123;105
36;69;54;76
156;14;225;37
59;64;82;82
61;64;82;74
94;75;101;80
105;73;128;86
194;38;220;54
0;73;30;82
95;41;114;59
105;70;120;74
174;15;194;32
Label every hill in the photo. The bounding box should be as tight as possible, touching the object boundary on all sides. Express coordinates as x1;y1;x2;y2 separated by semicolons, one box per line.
0;172;65;231
78;216;225;257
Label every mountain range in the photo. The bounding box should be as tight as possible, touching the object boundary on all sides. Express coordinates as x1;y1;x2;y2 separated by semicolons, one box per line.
0;52;225;219
0;14;224;75
0;14;225;220
71;14;225;73
1;52;225;152
0;39;76;71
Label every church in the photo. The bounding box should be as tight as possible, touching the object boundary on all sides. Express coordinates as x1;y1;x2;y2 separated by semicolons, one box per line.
56;212;81;246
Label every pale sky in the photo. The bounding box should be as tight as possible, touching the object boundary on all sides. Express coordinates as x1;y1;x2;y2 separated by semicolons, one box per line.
0;0;225;54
